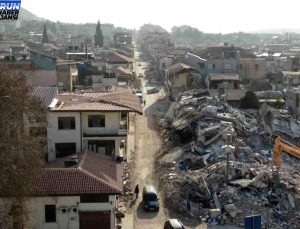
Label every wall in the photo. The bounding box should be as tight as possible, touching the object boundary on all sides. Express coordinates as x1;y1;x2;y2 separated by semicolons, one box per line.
30;52;56;71
47;112;81;161
240;58;266;80
170;72;188;88
26;69;57;87
23;195;116;229
81;112;120;132
205;58;239;75
57;65;72;91
286;90;300;116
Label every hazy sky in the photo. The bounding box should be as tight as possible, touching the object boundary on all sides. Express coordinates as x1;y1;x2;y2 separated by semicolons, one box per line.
21;0;300;33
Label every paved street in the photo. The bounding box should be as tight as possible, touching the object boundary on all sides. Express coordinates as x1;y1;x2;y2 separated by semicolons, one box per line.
133;87;166;229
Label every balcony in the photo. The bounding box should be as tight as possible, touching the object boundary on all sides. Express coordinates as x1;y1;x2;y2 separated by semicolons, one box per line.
83;128;127;137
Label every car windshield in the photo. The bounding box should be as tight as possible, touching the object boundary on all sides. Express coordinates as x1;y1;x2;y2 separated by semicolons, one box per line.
144;194;157;201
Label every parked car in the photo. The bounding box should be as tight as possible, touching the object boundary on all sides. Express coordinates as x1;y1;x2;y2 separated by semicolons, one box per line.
142;185;159;211
146;87;159;94
138;73;144;78
163;219;185;229
138;63;142;66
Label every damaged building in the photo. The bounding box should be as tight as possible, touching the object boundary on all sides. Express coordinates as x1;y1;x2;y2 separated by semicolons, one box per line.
158;89;300;228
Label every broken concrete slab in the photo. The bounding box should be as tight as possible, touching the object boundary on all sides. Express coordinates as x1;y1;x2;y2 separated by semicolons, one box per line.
288;193;295;209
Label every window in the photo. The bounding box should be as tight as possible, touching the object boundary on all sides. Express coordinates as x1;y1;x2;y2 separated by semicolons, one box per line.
240;64;243;70
207;63;215;70
198;63;205;69
45;205;56;223
255;64;259;71
88;115;105;127
224;63;232;70
55;143;76;157
58;117;75;130
80;195;109;203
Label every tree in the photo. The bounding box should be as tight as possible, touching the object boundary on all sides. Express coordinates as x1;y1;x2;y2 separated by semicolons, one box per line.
0;66;46;228
94;21;104;48
240;91;259;109
42;24;49;43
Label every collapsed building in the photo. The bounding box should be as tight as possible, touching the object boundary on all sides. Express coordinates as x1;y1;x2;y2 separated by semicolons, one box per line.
158;89;300;228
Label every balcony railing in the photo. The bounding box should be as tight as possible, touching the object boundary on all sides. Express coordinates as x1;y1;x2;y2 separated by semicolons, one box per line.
83;128;127;137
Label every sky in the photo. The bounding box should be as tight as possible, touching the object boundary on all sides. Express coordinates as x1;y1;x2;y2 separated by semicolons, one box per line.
21;0;300;33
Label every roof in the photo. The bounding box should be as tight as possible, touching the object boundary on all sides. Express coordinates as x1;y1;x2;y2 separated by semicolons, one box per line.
282;71;300;77
29;49;56;60
32;87;58;108
197;46;256;59
116;66;132;75
167;63;194;75
209;73;240;81
186;52;207;61
33;151;123;195
102;51;133;63
51;86;142;114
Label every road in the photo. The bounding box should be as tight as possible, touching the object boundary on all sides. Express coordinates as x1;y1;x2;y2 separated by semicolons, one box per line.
133;79;167;229
126;50;238;229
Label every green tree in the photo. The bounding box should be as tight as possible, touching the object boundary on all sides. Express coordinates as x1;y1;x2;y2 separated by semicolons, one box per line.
240;91;259;109
94;21;104;48
42;24;49;43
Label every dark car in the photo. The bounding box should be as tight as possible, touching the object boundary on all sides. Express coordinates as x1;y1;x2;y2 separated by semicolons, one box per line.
163;219;185;229
142;185;159;211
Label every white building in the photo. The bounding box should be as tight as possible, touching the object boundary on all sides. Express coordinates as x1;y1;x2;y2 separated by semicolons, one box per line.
1;151;123;229
47;86;142;162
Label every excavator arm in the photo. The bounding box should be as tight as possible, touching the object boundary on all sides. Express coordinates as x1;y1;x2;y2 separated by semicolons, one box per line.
273;137;300;170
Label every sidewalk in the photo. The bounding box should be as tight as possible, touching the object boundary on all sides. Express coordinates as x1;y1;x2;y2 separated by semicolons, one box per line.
121;113;136;229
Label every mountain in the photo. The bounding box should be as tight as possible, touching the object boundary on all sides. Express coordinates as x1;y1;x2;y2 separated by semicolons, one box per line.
18;7;44;21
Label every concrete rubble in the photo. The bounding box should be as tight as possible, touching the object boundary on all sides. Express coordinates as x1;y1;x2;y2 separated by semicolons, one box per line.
260;103;300;139
158;89;300;228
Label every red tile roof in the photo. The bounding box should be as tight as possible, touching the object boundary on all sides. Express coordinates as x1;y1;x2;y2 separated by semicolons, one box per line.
52;86;143;114
167;63;194;75
33;151;123;195
102;51;133;63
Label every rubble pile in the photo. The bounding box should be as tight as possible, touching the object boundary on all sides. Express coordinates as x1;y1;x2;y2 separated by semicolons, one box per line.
158;90;300;228
260;103;300;140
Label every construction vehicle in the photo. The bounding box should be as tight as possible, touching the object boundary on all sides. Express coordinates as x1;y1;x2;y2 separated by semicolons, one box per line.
273;137;300;182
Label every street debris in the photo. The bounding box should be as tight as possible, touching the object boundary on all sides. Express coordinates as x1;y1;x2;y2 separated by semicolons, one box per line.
157;89;300;228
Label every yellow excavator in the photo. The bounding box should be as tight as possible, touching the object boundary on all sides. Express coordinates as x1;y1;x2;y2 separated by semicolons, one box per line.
273;137;300;182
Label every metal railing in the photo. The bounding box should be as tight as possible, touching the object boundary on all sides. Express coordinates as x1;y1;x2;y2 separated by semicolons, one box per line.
83;128;127;137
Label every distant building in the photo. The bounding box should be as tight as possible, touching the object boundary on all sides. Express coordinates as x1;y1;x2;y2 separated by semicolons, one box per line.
282;71;300;88
205;73;240;90
56;61;79;91
113;32;132;45
165;63;199;98
239;58;266;81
